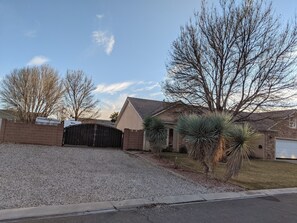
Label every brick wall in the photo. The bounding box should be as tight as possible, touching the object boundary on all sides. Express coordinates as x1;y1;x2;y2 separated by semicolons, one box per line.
270;116;297;139
123;128;144;150
262;115;297;160
0;119;63;146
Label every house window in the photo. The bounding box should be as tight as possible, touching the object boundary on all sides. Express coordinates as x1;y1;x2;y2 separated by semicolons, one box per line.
289;117;297;128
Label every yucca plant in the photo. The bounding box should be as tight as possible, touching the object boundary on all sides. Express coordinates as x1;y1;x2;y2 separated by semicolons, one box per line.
143;117;167;155
176;112;257;180
225;123;258;180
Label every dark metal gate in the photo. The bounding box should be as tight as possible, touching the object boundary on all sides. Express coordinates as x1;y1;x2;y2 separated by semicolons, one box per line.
63;124;123;148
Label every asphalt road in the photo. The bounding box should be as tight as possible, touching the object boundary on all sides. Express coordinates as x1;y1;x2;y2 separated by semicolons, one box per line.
8;193;297;223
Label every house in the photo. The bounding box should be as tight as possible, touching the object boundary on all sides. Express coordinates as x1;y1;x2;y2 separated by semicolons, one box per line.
0;109;44;122
79;118;115;127
116;97;199;151
116;97;297;160
0;109;18;121
239;110;297;160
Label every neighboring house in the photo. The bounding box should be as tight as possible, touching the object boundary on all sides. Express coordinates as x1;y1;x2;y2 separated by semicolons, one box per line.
0;109;18;121
79;118;115;128
241;110;297;160
116;97;297;160
0;109;44;123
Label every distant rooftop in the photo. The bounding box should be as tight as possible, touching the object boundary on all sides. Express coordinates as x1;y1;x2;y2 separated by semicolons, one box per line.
0;109;18;120
239;109;297;131
79;118;115;127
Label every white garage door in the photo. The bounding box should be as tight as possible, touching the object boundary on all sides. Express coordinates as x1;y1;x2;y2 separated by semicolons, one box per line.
275;139;297;159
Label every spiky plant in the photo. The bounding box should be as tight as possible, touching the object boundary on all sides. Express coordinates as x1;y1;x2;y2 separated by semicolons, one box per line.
143;117;167;154
203;112;232;167
176;112;255;180
176;112;232;178
225;123;258;180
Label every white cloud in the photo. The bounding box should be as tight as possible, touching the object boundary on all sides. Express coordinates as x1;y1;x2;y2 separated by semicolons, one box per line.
93;80;164;118
133;83;160;92
24;30;37;38
150;92;164;97
92;31;115;55
105;36;115;54
95;82;134;94
96;14;104;19
100;93;136;119
27;56;49;66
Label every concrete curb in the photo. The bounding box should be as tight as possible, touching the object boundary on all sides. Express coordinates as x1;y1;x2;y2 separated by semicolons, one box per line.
111;198;156;210
0;201;116;222
1;188;297;222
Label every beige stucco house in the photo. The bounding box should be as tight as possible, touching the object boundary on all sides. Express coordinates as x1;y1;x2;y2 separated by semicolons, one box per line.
116;97;297;160
116;97;192;151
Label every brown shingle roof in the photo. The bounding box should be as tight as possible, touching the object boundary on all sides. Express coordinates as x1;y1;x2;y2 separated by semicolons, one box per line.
127;97;296;131
127;97;173;119
127;97;206;119
237;109;297;131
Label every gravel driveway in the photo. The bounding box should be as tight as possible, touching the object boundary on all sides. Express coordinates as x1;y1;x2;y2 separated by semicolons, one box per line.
1;144;228;209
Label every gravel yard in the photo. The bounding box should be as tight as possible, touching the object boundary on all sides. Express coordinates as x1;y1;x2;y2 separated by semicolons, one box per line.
0;144;233;209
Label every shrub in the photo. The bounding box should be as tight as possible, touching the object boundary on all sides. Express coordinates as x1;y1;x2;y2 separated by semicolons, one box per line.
143;117;167;155
176;112;258;180
179;145;188;154
162;146;173;153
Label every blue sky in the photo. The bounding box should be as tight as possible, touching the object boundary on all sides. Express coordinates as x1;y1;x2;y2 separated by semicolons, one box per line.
0;0;296;118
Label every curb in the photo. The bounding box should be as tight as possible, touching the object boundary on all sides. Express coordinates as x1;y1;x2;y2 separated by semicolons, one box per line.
1;188;297;222
0;201;116;222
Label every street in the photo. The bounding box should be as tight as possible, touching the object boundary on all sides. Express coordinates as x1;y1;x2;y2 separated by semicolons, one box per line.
8;193;297;223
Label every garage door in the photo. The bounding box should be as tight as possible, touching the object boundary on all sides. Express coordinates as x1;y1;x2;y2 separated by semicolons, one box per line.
275;139;297;159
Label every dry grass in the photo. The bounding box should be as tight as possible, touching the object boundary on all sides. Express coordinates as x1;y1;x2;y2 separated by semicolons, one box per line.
161;153;297;190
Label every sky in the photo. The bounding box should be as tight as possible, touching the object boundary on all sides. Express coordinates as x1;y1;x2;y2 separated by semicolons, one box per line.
0;0;296;119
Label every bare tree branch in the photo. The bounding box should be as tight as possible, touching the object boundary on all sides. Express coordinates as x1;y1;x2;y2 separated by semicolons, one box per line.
163;0;297;120
63;70;100;121
0;65;64;122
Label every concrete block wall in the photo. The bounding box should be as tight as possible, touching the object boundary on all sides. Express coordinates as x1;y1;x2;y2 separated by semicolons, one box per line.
123;128;144;150
0;119;64;146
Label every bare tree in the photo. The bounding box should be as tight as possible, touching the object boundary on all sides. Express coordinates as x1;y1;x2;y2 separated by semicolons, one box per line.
63;70;100;121
163;0;297;120
0;65;64;122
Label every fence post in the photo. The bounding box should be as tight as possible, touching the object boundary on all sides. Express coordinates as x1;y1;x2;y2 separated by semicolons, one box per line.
59;124;64;146
123;128;130;150
93;124;97;147
0;119;7;143
139;130;144;150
